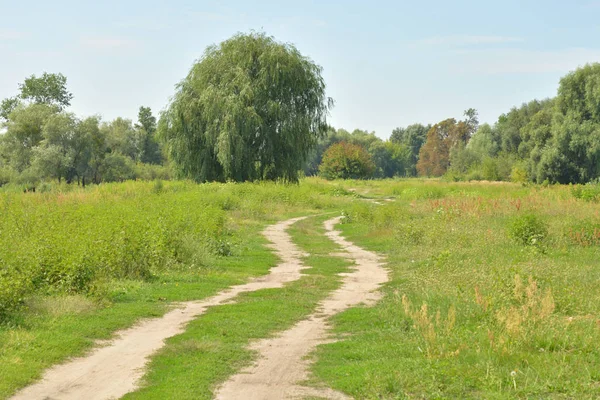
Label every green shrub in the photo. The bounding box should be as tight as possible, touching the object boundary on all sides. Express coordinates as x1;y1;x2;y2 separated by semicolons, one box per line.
0;167;16;187
571;183;600;202
508;214;548;246
0;269;33;317
319;142;375;180
511;165;529;184
481;157;500;181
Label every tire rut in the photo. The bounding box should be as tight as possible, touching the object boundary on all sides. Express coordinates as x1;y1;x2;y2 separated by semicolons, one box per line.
215;216;389;400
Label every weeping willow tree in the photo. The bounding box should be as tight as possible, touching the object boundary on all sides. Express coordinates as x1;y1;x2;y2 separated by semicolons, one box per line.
158;32;333;182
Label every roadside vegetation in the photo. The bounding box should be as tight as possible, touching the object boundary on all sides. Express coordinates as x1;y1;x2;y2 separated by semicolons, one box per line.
0;179;353;398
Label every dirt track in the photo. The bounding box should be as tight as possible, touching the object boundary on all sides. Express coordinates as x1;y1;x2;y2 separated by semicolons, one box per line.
11;217;308;400
11;215;388;400
215;217;388;400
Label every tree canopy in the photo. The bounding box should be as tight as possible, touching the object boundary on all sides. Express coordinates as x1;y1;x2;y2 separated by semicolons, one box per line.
19;72;73;110
416;111;476;177
0;73;73;121
158;32;332;183
0;74;167;188
436;63;600;184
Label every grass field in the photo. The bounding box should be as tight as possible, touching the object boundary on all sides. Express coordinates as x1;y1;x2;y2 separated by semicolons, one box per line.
0;179;352;398
1;178;599;399
314;180;600;399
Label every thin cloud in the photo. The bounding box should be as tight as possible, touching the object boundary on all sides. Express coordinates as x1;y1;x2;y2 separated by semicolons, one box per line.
116;17;169;31
80;36;138;50
455;47;600;74
190;11;232;22
416;35;524;47
275;16;328;30
0;30;28;41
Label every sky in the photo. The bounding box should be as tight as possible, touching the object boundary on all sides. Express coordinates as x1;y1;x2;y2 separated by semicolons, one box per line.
1;0;600;139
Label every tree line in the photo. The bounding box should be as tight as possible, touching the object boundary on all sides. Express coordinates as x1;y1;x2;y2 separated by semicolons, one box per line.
315;63;600;185
2;32;600;187
445;64;600;184
305;110;477;180
0;73;167;188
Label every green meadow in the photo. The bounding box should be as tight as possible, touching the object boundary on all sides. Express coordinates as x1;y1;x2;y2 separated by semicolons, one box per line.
1;178;599;399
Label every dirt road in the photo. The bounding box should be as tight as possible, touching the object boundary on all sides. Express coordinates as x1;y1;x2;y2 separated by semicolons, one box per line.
11;217;308;400
12;215;388;400
215;217;388;400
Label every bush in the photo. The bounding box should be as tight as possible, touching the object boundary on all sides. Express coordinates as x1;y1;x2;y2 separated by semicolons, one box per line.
100;153;136;182
0;179;353;317
135;163;172;181
571;183;600;202
0;167;16;187
508;214;548;246
511;165;529;184
319;142;375;180
481;158;500;181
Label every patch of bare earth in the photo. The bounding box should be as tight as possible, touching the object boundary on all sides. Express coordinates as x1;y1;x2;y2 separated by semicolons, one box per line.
215;216;389;400
10;217;308;400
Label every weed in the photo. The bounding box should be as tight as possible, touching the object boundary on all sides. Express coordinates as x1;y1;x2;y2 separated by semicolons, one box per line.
567;222;600;246
508;214;548;246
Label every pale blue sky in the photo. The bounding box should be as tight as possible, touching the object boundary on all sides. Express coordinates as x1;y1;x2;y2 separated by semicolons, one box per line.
1;0;599;138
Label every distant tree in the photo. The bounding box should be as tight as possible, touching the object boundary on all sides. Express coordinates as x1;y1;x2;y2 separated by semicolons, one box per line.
102;118;142;161
303;126;337;176
85;117;108;184
0;104;56;172
468;123;500;158
416;110;476;177
19;72;73;110
449;143;480;174
135;106;162;164
390;123;430;175
69;117;99;186
416;121;452;177
532;64;600;183
369;141;411;178
31;144;71;183
1;72;72;123
319;142;375;180
496;100;548;155
158;32;332;183
37;112;78;182
0;97;20;121
100;153;136;182
136;106;156;135
464;108;479;133
446;120;471;150
346;129;380;149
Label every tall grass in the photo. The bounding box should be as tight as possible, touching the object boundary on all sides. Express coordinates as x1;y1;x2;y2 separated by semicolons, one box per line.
0;179;350;318
314;180;600;398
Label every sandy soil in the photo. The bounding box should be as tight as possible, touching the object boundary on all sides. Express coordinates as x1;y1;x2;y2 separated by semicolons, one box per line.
215;216;389;400
10;217;308;400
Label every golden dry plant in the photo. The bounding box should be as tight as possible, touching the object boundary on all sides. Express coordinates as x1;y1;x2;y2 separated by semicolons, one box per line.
401;294;457;358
